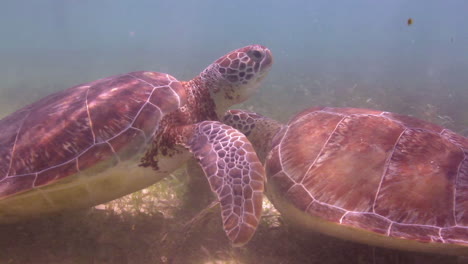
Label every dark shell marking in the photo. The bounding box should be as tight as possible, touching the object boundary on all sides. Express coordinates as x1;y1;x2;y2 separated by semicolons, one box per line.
0;71;186;198
269;106;468;244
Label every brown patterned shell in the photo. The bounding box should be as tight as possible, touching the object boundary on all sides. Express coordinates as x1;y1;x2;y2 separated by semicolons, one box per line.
266;106;468;246
0;71;186;198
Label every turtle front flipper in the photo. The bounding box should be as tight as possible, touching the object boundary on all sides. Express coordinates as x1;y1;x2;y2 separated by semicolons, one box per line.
178;121;265;246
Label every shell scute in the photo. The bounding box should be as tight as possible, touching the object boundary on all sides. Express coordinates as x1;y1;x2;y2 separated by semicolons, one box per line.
442;227;468;245
130;71;186;113
390;224;443;243
302;115;405;213
131;103;162;138
0;175;36;198
9;86;93;176
287;106;326;124
383;111;444;132
149;86;182;114
35;161;77;187
375;128;462;227
77;143;117;173
342;212;390;235
87;74;153;142
0;109;30;180
455;157;468;225
108;128;147;161
281;111;344;183
306;200;346;223
265;146;282;177
285;184;313;211
323;107;384;116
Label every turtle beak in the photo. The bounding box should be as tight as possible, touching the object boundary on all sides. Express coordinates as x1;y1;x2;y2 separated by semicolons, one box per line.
261;49;273;72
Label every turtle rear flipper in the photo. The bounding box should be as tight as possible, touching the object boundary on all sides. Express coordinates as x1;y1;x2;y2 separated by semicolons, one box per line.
179;121;265;246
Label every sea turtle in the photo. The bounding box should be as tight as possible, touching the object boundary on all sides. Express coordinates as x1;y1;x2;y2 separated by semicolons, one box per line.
223;106;468;255
0;45;273;246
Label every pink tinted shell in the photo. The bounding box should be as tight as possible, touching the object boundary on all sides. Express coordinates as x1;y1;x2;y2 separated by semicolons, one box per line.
0;71;186;198
267;106;468;245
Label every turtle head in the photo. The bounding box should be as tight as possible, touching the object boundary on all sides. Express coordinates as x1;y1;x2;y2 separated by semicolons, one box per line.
223;109;283;163
198;45;273;116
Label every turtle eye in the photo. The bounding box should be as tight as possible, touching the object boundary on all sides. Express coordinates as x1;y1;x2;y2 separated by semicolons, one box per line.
248;49;264;61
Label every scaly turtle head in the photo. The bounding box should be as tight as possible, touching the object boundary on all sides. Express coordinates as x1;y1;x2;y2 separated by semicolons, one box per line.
196;45;273;117
223;109;283;162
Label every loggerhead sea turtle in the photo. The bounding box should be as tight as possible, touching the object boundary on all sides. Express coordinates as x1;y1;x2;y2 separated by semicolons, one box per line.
223;106;468;255
0;45;273;246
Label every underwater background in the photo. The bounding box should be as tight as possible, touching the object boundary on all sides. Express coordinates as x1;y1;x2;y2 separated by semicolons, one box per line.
0;0;467;263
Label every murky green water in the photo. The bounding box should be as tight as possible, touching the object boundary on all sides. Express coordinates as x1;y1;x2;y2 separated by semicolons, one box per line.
1;1;467;263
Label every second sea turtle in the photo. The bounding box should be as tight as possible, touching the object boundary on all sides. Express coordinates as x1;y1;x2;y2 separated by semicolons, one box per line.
224;106;468;255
